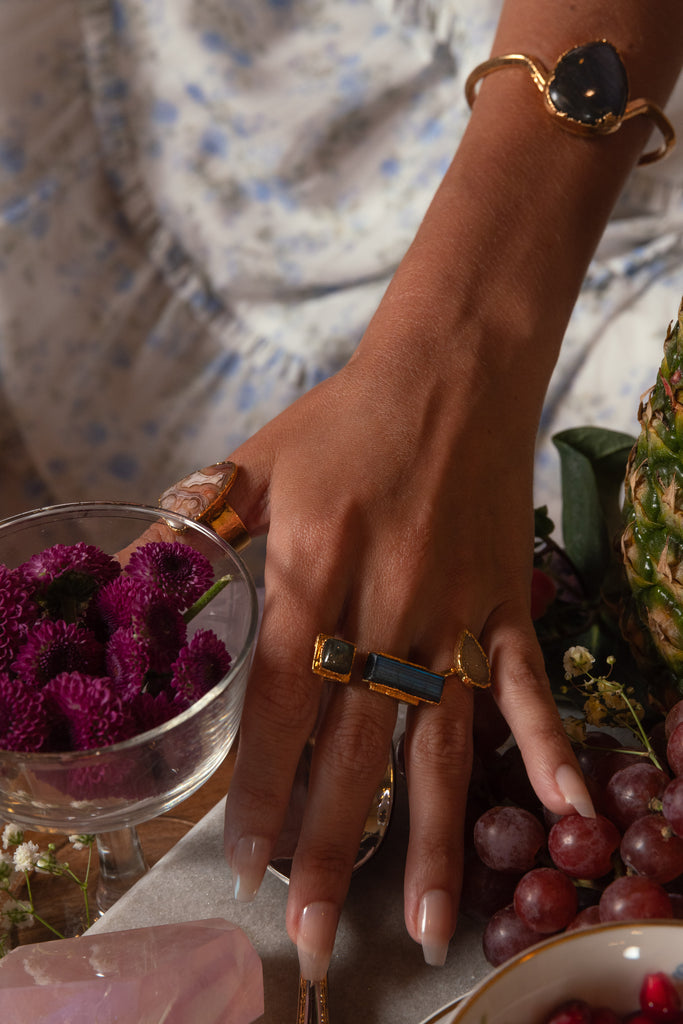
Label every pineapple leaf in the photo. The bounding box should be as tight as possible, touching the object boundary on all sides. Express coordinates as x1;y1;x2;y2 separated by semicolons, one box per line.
552;427;635;596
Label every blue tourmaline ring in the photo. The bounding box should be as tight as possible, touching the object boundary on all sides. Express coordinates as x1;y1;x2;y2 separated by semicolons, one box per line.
363;630;491;706
465;40;675;166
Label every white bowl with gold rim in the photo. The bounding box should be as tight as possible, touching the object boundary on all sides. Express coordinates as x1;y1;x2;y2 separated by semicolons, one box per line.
442;921;683;1024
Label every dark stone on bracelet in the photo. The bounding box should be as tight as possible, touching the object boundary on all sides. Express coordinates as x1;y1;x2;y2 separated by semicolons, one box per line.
547;41;628;129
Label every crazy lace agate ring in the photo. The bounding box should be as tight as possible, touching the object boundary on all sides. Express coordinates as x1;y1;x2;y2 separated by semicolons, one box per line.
158;461;251;551
465;39;675;166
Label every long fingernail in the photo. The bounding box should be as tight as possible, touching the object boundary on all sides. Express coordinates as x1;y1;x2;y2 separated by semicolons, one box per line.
296;901;339;982
231;836;271;902
418;889;452;967
555;763;596;818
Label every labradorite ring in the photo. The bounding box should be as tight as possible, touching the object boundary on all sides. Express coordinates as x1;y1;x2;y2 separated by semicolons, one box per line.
311;630;491;705
158;460;251;551
465;40;675;166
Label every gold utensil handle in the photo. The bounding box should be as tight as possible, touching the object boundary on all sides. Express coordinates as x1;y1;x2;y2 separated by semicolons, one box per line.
297;976;330;1024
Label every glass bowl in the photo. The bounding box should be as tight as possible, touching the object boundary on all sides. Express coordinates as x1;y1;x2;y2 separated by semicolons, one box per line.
0;501;258;834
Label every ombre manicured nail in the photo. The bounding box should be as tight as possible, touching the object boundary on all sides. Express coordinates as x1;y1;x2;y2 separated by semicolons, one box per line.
231;836;271;903
555;763;596;818
418;889;452;967
296;901;339;982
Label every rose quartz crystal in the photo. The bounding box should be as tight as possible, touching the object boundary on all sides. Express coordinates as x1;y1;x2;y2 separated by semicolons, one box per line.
0;918;263;1023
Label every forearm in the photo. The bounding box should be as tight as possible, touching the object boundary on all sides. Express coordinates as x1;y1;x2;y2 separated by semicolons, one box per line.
357;0;683;430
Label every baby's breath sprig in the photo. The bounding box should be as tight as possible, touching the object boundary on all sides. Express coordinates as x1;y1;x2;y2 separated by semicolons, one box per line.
0;824;96;955
560;646;664;771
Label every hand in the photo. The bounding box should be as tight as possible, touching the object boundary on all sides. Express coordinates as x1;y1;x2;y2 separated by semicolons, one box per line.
219;282;593;979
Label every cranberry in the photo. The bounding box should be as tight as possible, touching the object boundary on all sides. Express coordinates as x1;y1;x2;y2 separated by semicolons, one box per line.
543;1000;593;1024
640;971;682;1020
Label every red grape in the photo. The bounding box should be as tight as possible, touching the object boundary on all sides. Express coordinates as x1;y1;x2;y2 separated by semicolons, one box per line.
663;777;683;836
620;814;683;883
513;867;578;933
576;735;641;815
548;814;620;879
599;875;673;921
481;904;539;966
649;721;670;769
605;763;670;831
665;701;683;740
460;854;519;922
667;723;683;777
474;805;545;873
491;745;542;812
565;904;602;931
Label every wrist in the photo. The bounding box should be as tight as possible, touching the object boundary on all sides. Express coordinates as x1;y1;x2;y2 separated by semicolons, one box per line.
367;70;646;385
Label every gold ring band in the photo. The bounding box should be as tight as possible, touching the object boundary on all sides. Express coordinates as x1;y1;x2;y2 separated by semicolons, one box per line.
158;461;251;551
465;40;675;166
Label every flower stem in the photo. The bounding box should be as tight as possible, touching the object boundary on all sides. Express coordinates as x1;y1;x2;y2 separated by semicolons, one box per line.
620;688;664;771
23;872;66;940
30;911;66;940
183;574;233;623
81;843;93;929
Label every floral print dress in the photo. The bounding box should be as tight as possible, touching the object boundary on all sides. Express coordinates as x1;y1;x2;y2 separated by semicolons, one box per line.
0;0;681;534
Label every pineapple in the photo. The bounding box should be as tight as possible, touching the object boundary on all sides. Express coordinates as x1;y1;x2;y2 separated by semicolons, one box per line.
621;297;683;689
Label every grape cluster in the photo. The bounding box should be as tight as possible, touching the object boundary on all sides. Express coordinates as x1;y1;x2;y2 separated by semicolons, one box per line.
464;696;683;967
541;970;681;1023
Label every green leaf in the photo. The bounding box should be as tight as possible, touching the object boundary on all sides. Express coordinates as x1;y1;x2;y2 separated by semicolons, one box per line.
552;427;635;595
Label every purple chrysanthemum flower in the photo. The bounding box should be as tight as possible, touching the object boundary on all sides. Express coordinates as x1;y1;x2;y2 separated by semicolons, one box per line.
17;542;121;624
105;626;150;698
130;593;187;674
0;564;38;673
124;541;214;610
92;575;156;637
130;690;178;733
0;673;49;752
94;580;186;674
12;619;104;687
171;629;232;708
44;672;137;750
19;542;120;589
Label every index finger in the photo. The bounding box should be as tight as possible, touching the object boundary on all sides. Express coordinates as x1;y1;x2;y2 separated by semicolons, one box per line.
223;511;356;906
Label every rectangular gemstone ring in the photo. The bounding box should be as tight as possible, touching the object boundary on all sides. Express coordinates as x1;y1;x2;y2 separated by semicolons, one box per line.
362;652;445;706
312;633;357;683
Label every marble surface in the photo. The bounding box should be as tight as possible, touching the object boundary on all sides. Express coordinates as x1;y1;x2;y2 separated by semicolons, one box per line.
88;777;490;1024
